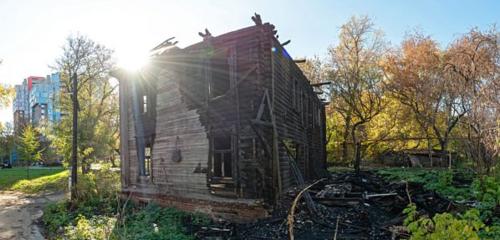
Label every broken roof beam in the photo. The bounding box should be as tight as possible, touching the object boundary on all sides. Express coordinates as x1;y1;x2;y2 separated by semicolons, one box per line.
150;37;177;51
252;13;262;25
198;28;213;40
310;81;332;87
281;40;291;47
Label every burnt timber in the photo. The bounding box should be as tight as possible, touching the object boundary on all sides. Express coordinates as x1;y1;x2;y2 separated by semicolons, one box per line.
116;15;327;221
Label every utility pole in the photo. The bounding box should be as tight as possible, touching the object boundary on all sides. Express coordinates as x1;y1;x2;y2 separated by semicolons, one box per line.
71;72;78;201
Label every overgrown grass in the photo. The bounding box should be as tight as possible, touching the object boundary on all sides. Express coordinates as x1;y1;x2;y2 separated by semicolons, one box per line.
44;201;210;240
42;165;210;239
0;167;66;193
113;204;210;240
376;168;500;239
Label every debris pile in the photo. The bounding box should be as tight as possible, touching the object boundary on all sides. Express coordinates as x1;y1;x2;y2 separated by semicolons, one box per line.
195;171;455;240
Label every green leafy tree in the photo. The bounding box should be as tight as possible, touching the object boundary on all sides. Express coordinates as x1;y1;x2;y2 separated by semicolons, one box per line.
0;123;14;158
0;84;13;108
0;60;14;107
18;125;43;179
51;34;117;173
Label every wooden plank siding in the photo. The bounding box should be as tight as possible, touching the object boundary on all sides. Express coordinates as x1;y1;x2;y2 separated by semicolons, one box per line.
118;21;326;220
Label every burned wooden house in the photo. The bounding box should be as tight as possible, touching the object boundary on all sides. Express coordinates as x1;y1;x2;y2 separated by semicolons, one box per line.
116;15;327;221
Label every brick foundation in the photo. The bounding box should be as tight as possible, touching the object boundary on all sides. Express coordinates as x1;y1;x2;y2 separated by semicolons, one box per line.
122;191;270;222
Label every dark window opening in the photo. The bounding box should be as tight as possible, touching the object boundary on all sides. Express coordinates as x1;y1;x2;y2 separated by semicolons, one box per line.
209;50;231;98
284;139;297;160
144;145;152;176
212;136;232;178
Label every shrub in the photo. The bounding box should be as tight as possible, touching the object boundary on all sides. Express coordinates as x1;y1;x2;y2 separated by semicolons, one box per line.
113;204;210;240
472;176;500;219
74;164;121;216
64;215;116;240
404;204;485;240
43;201;71;235
42;164;211;239
377;168;475;201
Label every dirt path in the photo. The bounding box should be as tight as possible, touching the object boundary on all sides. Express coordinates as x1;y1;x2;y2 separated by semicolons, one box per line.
0;191;65;240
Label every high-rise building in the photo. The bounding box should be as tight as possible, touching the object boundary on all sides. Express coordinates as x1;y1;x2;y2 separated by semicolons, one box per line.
29;73;61;125
13;73;62;130
11;73;62;165
12;84;28;133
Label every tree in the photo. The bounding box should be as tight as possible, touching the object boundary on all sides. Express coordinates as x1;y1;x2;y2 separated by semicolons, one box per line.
445;28;500;173
383;32;446;165
0;122;15;162
327;16;386;172
0;85;13;108
0;60;14;107
18;125;42;179
52;34;116;171
298;56;326;85
384;28;499;170
51;35;116;200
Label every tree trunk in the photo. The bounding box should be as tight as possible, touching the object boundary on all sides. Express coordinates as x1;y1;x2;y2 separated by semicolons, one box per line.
427;138;433;167
71;73;78;202
341;114;352;164
439;139;448;168
352;124;362;174
341;141;348;164
26;158;30;180
110;155;116;167
354;142;361;174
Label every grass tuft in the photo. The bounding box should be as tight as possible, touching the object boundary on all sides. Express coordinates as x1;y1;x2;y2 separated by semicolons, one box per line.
0;167;66;193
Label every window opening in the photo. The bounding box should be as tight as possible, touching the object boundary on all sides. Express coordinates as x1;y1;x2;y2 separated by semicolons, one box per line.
212;136;232;178
209;50;231;98
144;145;152;176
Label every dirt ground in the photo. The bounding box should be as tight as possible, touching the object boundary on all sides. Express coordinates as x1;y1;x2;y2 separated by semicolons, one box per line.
0;191;64;240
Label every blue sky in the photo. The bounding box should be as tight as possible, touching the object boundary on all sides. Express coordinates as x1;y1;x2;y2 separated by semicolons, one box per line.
0;0;499;122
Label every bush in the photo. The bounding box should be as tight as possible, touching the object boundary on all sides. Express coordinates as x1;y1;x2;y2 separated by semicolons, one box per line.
113;204;210;240
43;201;71;235
377;168;475;201
404;204;486;240
383;168;500;238
64;215;116;240
42;165;120;239
74;164;121;216
472;176;500;219
43;165;211;239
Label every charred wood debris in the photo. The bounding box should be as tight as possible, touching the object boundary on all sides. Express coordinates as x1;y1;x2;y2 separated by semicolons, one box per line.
193;171;460;240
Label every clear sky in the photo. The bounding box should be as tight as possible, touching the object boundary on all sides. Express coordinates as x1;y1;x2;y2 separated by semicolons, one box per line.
1;0;499;123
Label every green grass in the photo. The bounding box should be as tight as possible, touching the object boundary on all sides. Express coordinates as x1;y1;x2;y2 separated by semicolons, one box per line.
0;167;67;193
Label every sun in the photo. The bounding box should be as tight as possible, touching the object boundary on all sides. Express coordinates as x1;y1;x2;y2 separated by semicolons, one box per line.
117;51;151;71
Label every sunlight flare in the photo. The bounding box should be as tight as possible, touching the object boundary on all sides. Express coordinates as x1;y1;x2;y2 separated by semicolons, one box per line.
117;51;150;71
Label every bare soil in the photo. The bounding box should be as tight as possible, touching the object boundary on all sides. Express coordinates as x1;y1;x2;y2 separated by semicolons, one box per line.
0;191;64;240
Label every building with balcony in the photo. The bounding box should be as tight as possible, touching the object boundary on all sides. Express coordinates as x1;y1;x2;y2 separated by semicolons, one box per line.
13;73;61;130
11;73;62;164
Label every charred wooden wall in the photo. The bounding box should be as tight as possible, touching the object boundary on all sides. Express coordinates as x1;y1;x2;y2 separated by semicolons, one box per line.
119;23;326;218
267;37;327;191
